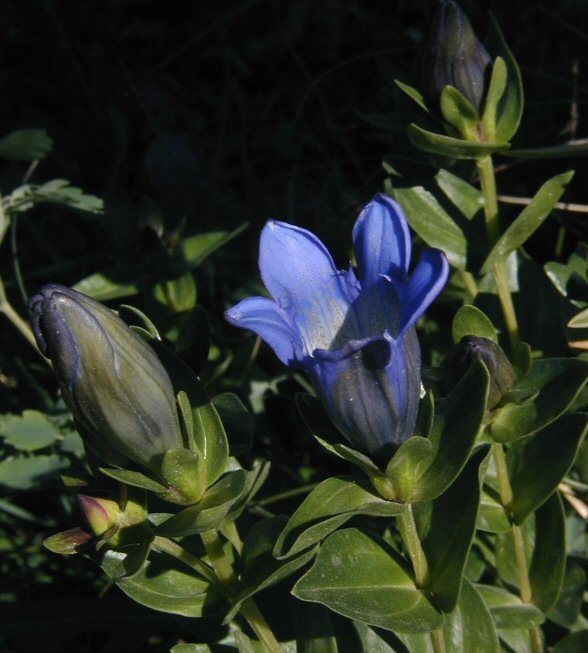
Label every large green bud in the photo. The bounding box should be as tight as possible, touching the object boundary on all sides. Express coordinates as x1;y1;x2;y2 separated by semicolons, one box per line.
28;284;183;474
424;0;491;114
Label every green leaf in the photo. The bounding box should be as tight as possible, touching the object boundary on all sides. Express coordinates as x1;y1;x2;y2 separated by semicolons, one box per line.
385;437;433;501
415;446;489;612
118;304;160;338
508;413;588;524
212;393;254;457
478;485;511;533
394;186;467;270
407;123;509;159
476;585;544;629
73;269;144;301
408;362;489;502
548;563;586;628
274;476;403;559
0;129;53;160
435;169;483;220
43;527;91;555
489;358;588;442
153;272;197;313
0;454;67;490
568;307;588;329
224;516;318;623
293;528;443;633
154;470;247;537
506;142;588;159
99;467;168;494
160;448;205;505
552;631;588;653
480;171;575;274
452;305;498;344
440;86;479;138
529;492;566;612
175;306;210;376
100;547;222;617
481;57;508;141
485;14;524;143
172;223;248;273
394;80;430;113
0;410;60;451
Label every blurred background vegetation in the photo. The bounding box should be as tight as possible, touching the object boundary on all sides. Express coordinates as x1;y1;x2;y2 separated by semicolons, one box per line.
1;1;587;650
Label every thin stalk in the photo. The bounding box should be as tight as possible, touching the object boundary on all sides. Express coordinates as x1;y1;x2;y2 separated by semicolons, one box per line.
152;536;219;585
201;530;282;653
397;503;429;587
397;505;446;653
476;155;520;350
256;482;320;507
459;270;479;304
492;443;542;653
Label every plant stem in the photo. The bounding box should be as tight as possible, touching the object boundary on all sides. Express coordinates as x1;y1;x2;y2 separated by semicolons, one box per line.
492;443;542;653
397;503;429;587
256;482;321;507
152;536;219;585
430;628;447;653
201;529;282;653
476;155;520;351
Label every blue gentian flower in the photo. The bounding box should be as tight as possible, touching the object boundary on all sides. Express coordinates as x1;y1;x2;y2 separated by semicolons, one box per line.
226;194;449;460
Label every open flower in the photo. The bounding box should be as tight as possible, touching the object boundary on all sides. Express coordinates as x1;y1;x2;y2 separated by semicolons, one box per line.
28;285;183;474
226;194;449;460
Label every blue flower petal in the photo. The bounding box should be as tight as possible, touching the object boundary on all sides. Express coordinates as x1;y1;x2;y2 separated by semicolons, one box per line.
225;296;303;366
399;248;450;335
352;193;411;287
310;329;421;459
259;220;357;353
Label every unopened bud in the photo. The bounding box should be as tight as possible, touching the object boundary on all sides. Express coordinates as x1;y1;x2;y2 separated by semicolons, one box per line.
78;495;121;536
424;0;491;113
444;336;515;408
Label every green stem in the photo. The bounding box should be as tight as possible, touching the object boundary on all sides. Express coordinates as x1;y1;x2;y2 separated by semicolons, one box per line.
397;503;429;588
152;536;219;585
477;155;520;350
256;482;320;507
201;530;282;653
459;270;479;304
430;628;447;653
492;443;542;653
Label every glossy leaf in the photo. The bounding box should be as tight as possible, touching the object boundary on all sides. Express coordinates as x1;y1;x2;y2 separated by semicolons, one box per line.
452;305;498;344
548;563;586;628
480;171;574;274
160;448;205;505
385;437;433;501
481;57;508;141
489;358;588;442
274;476;403;559
435;169;483;220
293;528;443;633
478;485;511;533
394;79;430;112
224;516;318;623
0;454;67;490
440;86;478;138
407;361;489;502
154;470;247;537
508;413;588;524
477;585;544;630
99;467;168;494
407;123;509;159
73;269;144;301
415;446;489;612
100;548;222;618
172;223;248;273
485;14;524;143
394;186;467;270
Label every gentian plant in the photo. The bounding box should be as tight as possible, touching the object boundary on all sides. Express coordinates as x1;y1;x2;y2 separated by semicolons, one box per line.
4;2;587;652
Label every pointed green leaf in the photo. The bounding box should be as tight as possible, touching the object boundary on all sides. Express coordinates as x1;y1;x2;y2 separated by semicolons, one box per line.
407;123;509;159
415;446;489;612
408;362;489;502
485;14;524;142
385;437;433;501
293;528;443;633
508;413;588;524
440;86;479;138
435;169;483;220
160;448;205;505
394;186;467;270
477;585;544;629
394;80;430;113
452;305;498;344
480;171;575;274
99;467;167;494
489;358;588;442
275;476;403;559
478;485;511;533
482;57;508;141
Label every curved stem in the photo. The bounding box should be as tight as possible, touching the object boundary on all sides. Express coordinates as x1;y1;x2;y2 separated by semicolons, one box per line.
256;482;320;507
492;443;542;653
201;529;282;653
152;535;219;585
397;503;429;587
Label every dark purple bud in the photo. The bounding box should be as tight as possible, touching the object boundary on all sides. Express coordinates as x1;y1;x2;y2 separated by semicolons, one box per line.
424;0;492;113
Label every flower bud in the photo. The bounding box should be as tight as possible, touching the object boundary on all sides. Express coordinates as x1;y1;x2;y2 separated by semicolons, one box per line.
28;284;183;474
78;495;120;536
424;0;491;113
444;336;515;409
